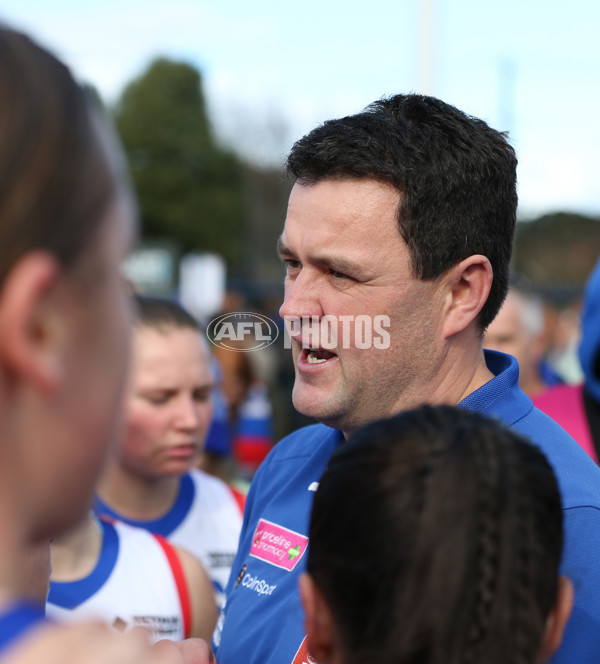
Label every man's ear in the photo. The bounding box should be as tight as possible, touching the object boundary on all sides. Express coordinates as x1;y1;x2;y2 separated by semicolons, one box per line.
441;255;493;340
299;573;335;664
0;251;65;396
537;576;574;662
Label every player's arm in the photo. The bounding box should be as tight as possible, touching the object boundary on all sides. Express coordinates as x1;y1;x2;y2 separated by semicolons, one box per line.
175;546;218;642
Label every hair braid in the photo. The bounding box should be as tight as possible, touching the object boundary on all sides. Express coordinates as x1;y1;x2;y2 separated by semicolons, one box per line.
308;406;563;664
463;428;501;664
415;411;448;516
507;438;552;664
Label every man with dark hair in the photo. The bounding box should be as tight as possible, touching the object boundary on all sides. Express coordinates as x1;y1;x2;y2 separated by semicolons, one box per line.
212;94;600;664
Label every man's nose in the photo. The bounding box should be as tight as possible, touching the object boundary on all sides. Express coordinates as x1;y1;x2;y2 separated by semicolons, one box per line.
279;269;324;324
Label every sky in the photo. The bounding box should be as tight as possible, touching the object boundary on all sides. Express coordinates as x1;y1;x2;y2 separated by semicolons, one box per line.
2;0;600;219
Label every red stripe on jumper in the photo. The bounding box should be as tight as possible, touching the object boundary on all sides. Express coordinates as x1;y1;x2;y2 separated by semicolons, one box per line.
154;534;191;639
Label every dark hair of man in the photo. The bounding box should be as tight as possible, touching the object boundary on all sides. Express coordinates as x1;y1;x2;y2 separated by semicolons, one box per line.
308;405;563;664
133;294;201;334
0;26;115;285
286;95;518;330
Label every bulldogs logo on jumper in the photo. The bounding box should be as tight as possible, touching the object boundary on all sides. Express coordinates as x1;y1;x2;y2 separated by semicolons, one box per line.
250;519;308;571
291;636;316;664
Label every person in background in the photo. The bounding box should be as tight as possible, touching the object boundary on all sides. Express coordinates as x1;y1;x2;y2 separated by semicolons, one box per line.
0;24;211;664
534;256;600;463
212;93;600;664
544;295;584;386
95;296;244;608
200;357;239;484
484;282;554;397
210;344;274;479
303;406;573;664
47;511;217;642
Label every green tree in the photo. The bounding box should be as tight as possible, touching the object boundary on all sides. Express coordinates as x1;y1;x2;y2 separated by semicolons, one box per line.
514;212;600;286
114;58;245;264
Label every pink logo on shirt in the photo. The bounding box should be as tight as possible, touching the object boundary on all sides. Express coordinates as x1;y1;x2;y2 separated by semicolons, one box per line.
250;519;308;571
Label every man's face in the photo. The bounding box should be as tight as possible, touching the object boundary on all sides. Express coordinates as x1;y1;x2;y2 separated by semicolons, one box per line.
121;326;214;479
278;179;446;436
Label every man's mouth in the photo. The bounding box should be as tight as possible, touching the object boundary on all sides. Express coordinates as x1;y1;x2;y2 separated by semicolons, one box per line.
306;349;337;364
299;347;339;369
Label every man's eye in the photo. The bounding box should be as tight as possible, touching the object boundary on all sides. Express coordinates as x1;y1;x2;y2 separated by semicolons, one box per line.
284;259;301;272
330;268;354;281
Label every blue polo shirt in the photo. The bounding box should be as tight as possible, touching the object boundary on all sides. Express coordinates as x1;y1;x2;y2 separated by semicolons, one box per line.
214;350;600;664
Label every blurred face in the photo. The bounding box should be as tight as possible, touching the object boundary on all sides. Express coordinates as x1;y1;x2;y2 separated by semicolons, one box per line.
26;184;136;540
121;325;214;479
278;179;446;436
484;292;543;386
484;294;525;357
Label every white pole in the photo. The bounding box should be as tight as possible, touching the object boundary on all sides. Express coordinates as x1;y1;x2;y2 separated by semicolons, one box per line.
419;0;436;95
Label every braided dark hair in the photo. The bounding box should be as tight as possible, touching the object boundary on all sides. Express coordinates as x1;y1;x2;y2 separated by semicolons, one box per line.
307;405;563;664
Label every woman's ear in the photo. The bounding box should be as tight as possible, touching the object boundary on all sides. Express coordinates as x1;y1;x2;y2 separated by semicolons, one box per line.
441;254;493;340
299;573;335;664
0;251;65;396
537;576;574;662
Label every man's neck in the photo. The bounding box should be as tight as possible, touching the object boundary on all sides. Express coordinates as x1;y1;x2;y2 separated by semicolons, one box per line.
341;344;494;439
451;348;496;404
400;341;493;411
445;321;496;388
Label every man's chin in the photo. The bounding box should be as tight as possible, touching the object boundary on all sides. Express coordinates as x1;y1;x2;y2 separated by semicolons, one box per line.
292;392;345;430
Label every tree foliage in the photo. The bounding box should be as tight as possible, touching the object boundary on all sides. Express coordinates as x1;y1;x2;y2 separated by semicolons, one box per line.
113;58;245;264
514;212;600;287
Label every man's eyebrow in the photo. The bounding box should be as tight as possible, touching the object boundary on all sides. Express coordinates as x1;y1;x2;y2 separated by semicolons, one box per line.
314;254;363;276
276;236;363;276
276;236;294;257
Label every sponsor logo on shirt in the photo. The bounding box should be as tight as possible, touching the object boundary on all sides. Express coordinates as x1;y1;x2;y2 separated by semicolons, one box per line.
240;572;277;597
208;552;237;568
112;615;182;638
291;636;316;664
250;519;308;571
